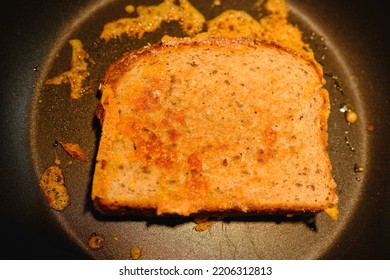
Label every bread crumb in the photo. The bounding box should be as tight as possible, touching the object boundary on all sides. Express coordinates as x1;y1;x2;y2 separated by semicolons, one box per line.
59;142;87;161
194;220;214;232
193;215;215;232
130;247;142;260
366;124;374;132
88;233;104;250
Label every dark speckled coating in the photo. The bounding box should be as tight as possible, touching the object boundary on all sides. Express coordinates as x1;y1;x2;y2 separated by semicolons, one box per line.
0;0;389;259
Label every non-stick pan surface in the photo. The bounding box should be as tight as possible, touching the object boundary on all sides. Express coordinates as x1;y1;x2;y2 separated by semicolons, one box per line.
1;0;389;259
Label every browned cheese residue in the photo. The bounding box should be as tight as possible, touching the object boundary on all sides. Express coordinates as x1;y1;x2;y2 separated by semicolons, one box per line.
200;0;314;59
100;0;205;41
102;0;313;60
45;39;95;99
39;165;70;211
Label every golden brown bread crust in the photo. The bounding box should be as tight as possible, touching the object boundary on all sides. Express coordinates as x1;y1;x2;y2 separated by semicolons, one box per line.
92;37;338;217
103;38;323;87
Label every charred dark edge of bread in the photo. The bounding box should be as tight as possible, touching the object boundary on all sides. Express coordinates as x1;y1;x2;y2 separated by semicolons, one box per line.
93;197;325;217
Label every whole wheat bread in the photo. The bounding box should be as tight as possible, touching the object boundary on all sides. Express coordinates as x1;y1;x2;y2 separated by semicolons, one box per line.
92;37;338;217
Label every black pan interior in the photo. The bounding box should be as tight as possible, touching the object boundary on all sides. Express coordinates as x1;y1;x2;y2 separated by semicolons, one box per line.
1;0;389;259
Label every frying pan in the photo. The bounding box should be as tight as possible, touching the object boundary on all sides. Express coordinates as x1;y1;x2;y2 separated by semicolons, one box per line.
1;0;389;260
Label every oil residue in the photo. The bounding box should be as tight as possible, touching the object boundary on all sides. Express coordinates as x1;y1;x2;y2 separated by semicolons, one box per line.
339;104;358;152
343;130;355;152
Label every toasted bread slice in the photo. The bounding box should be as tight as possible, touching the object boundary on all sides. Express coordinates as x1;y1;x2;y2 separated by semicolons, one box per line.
92;37;338;217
